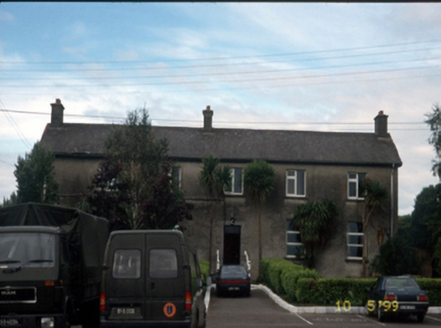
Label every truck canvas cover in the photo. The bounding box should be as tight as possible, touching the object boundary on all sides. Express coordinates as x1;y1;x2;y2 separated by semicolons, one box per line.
0;202;109;290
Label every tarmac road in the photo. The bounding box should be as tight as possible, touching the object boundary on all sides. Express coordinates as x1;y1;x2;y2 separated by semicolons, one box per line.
206;288;441;328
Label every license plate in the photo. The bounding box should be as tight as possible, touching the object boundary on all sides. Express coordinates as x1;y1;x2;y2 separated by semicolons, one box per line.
400;305;415;310
110;307;142;320
228;287;240;291
0;319;21;327
116;308;136;315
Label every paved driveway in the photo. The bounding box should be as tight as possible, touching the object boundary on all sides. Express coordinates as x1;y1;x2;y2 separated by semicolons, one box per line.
206;288;441;327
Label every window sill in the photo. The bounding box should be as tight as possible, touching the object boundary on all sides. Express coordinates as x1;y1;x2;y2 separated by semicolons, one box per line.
345;257;362;262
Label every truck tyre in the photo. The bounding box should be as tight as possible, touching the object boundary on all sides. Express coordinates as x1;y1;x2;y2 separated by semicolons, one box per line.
81;299;100;328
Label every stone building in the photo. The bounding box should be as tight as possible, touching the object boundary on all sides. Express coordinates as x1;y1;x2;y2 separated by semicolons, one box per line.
40;99;402;278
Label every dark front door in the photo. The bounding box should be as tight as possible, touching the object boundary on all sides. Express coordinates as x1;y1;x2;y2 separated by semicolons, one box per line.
223;225;241;265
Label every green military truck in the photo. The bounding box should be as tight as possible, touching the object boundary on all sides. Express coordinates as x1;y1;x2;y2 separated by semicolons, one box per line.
0;202;109;328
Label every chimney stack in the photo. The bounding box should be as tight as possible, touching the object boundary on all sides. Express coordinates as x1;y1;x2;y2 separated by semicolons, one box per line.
203;105;213;132
50;98;64;127
374;110;388;137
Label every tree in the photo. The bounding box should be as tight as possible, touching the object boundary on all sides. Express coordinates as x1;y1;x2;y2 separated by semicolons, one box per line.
13;142;58;204
199;155;231;273
371;215;420;275
243;159;275;279
84;108;193;230
361;179;389;277
425;103;441;177
291;200;338;269
411;184;441;276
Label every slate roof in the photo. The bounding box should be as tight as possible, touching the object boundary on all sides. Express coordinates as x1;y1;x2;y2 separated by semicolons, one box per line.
40;123;402;167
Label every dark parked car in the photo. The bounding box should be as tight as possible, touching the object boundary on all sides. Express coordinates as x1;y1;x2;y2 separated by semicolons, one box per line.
366;276;429;322
216;265;250;297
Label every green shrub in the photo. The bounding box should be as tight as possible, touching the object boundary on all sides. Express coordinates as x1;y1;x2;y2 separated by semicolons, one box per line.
199;260;210;282
261;262;441;307
282;268;319;301
417;278;441;306
296;278;317;303
260;258;304;294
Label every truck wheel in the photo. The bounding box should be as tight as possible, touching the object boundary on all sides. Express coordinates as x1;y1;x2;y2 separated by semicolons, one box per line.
81;299;100;328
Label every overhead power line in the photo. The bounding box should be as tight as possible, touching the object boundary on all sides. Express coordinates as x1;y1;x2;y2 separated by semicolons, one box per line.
1;109;428;126
2;38;441;65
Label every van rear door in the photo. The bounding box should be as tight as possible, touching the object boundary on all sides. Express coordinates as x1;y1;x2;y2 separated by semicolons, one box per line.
145;232;187;322
104;232;146;321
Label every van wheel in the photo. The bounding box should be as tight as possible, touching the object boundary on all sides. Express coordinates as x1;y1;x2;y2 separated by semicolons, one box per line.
417;313;425;323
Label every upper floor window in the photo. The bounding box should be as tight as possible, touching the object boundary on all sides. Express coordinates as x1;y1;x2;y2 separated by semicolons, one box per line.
224;168;243;195
348;172;366;199
171;166;181;189
286;170;306;197
347;221;363;260
286;219;303;258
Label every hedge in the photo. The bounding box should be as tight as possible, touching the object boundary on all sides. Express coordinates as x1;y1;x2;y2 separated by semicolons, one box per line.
260;258;318;300
417;278;441;306
260;258;441;306
295;278;376;306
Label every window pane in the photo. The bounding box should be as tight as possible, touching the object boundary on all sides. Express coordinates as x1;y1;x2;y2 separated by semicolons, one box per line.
348;246;363;258
113;249;141;279
287;179;295;195
287;170;295;177
287;232;301;243
358;173;366;196
349;181;356;197
287;245;303;257
297;170;305;195
234;168;243;193
348;234;363;245
149;249;178;279
347;222;362;232
172;167;180;187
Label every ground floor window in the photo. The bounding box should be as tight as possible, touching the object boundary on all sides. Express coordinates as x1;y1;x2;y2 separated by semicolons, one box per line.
347;221;363;260
286;219;303;258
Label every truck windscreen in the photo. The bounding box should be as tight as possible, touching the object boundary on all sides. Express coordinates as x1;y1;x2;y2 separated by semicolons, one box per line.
0;233;56;269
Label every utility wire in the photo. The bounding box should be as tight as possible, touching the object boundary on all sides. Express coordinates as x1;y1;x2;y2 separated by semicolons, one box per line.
2;55;440;82
0;101;32;149
2;45;441;73
1;63;440;88
1;109;429;126
2;38;441;65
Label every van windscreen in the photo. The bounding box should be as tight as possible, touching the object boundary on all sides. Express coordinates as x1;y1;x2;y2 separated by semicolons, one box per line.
149;249;178;279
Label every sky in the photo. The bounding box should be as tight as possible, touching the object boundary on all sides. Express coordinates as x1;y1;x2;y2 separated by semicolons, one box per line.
1;2;441;215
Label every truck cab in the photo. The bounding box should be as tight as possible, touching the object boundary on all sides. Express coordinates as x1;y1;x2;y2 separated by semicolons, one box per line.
0;226;67;328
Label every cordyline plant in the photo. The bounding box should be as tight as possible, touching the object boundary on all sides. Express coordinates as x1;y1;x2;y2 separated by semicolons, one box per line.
292;200;338;269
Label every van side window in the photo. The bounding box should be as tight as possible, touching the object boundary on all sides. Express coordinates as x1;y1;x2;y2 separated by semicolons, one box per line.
113;249;141;279
149;249;178;279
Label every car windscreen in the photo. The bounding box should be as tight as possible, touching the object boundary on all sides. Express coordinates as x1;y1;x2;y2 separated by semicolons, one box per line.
385;277;419;289
221;265;247;278
0;232;56;268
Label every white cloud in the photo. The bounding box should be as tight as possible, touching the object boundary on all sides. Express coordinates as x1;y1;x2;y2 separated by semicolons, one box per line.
0;10;14;22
